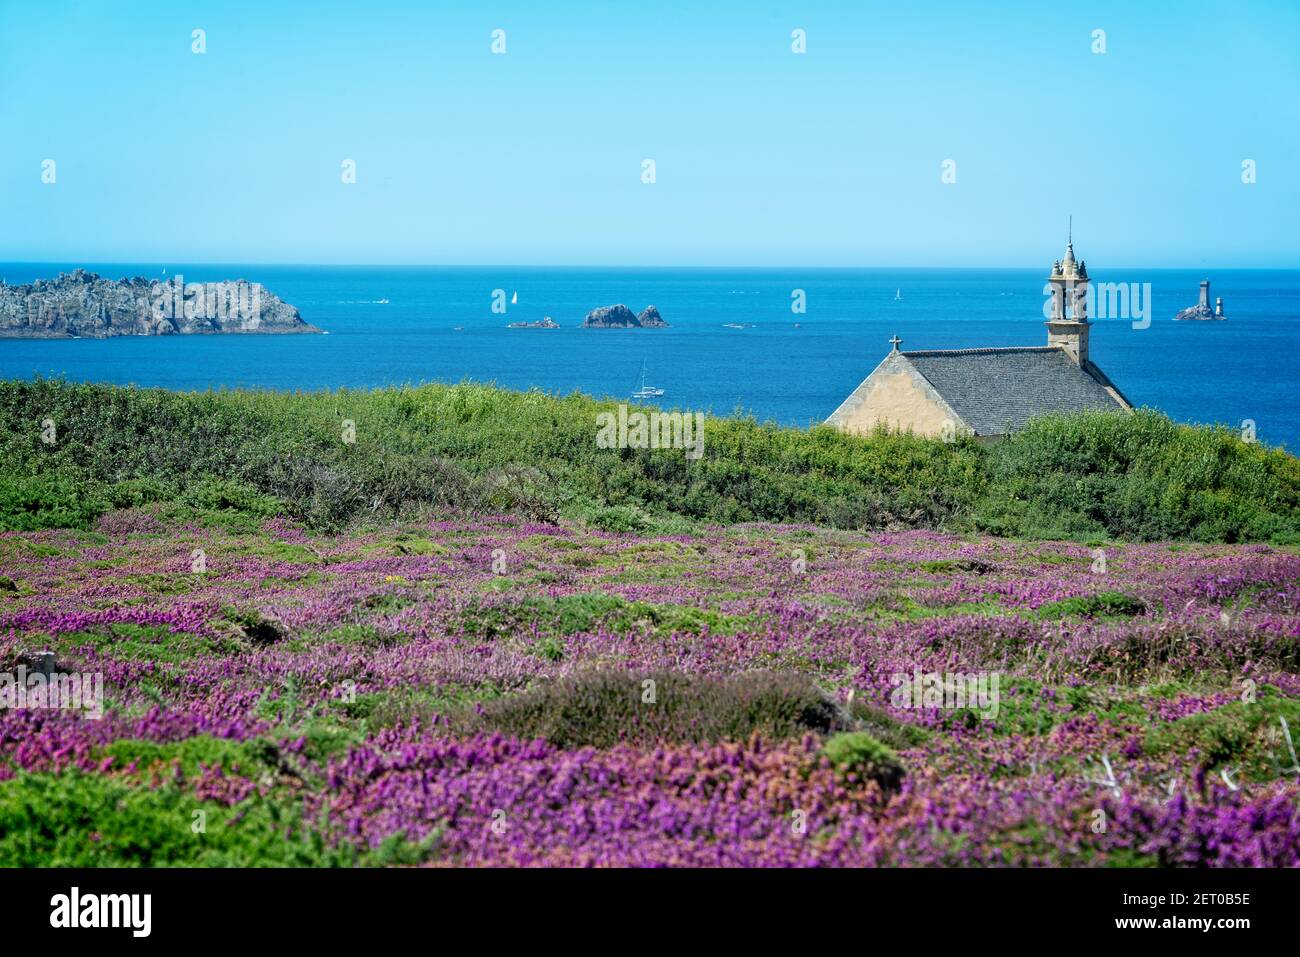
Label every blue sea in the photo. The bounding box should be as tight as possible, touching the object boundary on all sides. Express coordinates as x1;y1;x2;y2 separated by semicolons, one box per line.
2;264;1298;450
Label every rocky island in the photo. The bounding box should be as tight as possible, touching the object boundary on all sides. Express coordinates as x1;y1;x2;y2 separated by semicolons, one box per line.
507;316;560;329
0;269;319;338
1173;279;1226;321
582;304;668;328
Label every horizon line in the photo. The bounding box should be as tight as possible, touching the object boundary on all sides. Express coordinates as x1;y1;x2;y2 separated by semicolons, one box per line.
4;260;1300;272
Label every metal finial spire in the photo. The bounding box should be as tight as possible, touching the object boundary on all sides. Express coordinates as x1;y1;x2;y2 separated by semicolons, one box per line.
1068;215;1072;246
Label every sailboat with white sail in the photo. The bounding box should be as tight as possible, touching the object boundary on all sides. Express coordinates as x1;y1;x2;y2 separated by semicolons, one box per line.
630;359;664;400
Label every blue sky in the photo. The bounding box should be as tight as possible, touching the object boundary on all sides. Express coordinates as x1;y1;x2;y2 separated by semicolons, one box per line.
2;0;1298;266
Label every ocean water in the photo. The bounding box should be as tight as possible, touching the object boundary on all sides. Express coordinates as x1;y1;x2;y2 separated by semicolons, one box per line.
2;264;1297;449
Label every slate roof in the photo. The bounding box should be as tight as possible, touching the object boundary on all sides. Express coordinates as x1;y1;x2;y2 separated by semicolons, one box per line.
901;347;1127;436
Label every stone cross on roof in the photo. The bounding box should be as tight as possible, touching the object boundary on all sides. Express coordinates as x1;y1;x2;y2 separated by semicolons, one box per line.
889;334;903;352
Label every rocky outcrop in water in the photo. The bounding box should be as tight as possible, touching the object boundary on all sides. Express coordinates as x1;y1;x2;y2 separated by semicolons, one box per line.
0;269;319;337
636;306;666;327
582;304;668;328
1173;279;1225;321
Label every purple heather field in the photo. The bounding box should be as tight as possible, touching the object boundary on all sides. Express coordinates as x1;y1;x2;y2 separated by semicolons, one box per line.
2;511;1298;867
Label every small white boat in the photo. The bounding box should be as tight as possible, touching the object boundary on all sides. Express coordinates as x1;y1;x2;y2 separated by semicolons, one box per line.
894;288;902;301
510;291;518;304
630;360;664;399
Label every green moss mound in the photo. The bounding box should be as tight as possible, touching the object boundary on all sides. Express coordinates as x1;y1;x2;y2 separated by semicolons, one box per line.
820;731;905;793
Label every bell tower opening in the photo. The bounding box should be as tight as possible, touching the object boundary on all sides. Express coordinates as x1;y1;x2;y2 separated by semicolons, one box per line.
1045;218;1090;364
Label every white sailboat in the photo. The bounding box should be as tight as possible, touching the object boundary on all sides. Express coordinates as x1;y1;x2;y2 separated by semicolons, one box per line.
510;291;518;304
894;288;902;301
630;360;664;400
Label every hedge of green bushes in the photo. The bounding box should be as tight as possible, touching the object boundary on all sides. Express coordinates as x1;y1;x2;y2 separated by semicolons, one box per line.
1;378;1296;542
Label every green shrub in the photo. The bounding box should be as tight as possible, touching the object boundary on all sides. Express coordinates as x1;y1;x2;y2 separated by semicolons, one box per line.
820;731;905;792
103;477;174;510
179;477;281;518
465;669;850;748
585;504;650;533
974;409;1300;543
0;771;368;867
1035;591;1147;619
0;472;105;530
